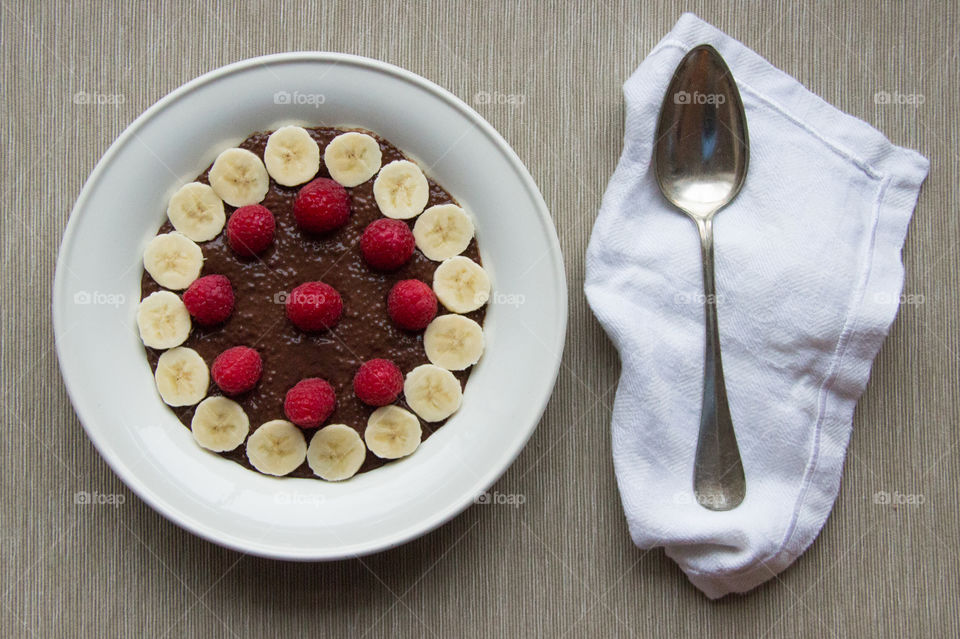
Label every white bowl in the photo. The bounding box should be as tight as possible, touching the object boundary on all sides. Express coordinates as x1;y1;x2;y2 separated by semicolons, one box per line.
53;53;566;559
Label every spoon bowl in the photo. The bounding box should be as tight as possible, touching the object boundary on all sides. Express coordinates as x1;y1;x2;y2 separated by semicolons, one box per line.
654;45;749;218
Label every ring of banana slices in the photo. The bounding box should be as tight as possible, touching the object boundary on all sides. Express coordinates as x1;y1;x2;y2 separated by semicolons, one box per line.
139;124;491;482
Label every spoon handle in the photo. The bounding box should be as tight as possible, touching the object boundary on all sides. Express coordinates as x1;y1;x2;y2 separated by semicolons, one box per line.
693;217;746;510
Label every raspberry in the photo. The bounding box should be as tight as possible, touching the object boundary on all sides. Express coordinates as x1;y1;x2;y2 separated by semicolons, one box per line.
227;204;275;256
353;359;404;406
284;377;336;428
361;219;415;271
182;274;234;326
211;346;262;395
293;178;350;233
388;279;437;331
286;281;343;331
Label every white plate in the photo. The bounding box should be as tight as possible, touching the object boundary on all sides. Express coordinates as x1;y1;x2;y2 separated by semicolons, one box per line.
53;53;566;559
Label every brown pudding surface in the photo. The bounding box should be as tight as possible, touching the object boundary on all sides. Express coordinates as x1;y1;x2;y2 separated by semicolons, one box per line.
140;127;484;477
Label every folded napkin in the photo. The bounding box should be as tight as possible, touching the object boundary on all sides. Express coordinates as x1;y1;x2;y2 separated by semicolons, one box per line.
585;13;928;598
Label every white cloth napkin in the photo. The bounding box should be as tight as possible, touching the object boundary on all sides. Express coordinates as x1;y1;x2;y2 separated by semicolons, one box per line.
585;13;928;599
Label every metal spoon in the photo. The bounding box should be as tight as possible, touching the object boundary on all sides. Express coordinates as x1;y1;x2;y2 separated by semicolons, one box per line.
652;44;748;511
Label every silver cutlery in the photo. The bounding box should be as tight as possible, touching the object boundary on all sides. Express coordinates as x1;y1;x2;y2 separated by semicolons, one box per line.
652;44;749;511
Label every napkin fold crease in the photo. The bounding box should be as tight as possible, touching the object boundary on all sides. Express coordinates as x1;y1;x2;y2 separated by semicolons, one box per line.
585;13;928;598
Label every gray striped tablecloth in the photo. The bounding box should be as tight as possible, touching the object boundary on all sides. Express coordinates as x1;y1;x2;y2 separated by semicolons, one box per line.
3;1;957;636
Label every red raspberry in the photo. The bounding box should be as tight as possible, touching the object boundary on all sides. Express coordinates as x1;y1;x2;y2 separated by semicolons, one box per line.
286;281;343;331
361;219;415;271
353;359;404;406
227;204;275;256
284;378;336;428
293;178;350;233
182;274;234;326
388;279;437;331
211;346;262;395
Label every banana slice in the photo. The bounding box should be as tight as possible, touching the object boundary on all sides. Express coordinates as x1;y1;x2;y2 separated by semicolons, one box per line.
136;290;191;349
191;396;249;452
154;347;209;407
143;232;203;291
306;423;367;480
246;419;307;476
373;160;429;219
208;148;270;207
166;182;225;242
403;364;462;422
423;314;485;371
413;204;475;261
432;256;491;313
323;131;382;187
364;406;422;459
264;126;321;187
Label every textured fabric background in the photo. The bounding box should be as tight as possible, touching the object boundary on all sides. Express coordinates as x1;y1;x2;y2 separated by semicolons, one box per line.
3;1;957;637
